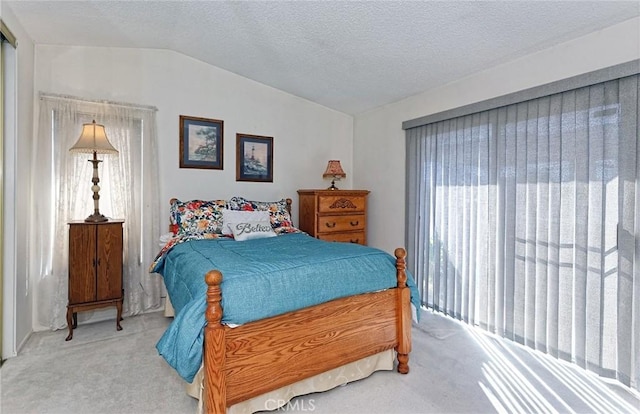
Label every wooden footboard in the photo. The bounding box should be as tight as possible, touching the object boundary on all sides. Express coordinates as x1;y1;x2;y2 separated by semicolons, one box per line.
203;248;412;413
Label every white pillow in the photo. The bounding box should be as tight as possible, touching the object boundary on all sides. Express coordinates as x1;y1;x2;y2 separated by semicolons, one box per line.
222;210;270;235
159;232;175;247
228;220;277;241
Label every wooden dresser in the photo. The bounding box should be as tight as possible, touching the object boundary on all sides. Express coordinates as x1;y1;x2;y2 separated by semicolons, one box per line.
297;189;370;245
66;220;124;341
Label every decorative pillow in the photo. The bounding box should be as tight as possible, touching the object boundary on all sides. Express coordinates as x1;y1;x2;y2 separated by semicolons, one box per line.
158;232;175;248
228;220;277;241
222;209;270;235
169;199;227;237
226;196;251;211
227;196;298;234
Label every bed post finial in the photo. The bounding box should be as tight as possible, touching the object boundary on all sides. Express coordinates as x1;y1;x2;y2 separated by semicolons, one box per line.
394;248;407;288
204;270;226;413
394;247;411;374
205;270;223;324
285;198;293;217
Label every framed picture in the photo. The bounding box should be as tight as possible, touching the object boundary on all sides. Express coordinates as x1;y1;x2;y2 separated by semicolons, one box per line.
179;115;224;169
236;133;273;182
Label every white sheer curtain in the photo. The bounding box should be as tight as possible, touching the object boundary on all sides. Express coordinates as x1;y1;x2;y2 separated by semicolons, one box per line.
406;75;639;390
33;93;162;330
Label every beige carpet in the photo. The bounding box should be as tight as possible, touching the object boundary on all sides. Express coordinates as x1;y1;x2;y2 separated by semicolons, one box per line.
1;310;639;413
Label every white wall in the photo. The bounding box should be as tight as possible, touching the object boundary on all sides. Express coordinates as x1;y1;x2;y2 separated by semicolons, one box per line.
353;17;640;255
0;5;35;357
33;45;353;330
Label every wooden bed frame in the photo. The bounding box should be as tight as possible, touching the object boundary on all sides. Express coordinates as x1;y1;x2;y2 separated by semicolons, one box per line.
168;198;412;413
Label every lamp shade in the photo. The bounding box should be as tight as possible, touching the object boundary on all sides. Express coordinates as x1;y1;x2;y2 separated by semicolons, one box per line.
69;120;118;155
322;160;346;178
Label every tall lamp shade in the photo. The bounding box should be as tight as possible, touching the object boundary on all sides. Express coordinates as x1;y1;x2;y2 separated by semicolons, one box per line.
69;120;118;222
322;160;346;190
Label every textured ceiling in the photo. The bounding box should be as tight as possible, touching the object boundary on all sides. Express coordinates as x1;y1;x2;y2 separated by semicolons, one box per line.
4;1;640;114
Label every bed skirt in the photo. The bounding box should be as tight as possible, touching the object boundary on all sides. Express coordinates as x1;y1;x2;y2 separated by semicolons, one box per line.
164;296;396;413
187;349;394;414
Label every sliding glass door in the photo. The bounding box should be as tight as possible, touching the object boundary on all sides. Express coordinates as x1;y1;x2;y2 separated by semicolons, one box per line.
406;74;639;390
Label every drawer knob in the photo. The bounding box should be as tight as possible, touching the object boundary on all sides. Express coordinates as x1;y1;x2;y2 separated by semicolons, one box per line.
350;239;359;243
350;220;359;226
325;222;336;228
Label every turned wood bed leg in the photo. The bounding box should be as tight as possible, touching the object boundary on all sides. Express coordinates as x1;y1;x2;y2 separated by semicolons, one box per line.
204;270;226;414
394;248;412;374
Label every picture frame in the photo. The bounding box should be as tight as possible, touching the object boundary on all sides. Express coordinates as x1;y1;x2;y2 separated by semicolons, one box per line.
236;133;273;182
179;115;224;169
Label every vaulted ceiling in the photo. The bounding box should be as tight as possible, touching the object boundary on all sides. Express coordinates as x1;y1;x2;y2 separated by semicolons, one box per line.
5;1;639;114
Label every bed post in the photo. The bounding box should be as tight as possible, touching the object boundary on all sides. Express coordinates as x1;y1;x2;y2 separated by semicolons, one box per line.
204;270;226;414
285;198;293;216
394;248;411;374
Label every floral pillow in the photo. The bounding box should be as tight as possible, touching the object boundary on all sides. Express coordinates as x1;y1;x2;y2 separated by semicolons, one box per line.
227;197;299;234
169;199;227;237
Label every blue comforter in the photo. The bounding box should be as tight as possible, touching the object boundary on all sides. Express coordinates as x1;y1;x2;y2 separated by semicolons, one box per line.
152;232;419;382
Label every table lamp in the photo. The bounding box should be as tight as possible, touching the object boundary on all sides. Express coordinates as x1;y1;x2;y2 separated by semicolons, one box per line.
322;160;346;190
69;120;119;222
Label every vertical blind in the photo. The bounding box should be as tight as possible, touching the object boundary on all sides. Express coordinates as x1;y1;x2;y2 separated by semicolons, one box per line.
406;74;639;390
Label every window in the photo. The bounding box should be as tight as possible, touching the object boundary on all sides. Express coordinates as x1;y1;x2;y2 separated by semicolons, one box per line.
34;94;162;329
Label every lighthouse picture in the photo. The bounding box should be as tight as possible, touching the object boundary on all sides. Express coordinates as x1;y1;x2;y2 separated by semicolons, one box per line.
236;134;274;182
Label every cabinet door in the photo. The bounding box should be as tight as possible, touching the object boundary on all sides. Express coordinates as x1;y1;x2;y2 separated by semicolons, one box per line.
68;225;97;304
96;223;123;301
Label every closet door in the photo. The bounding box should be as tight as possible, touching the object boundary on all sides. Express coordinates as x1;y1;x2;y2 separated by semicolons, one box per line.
0;23;17;362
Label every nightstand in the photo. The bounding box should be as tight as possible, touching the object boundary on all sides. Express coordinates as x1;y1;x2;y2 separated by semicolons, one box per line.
297;189;369;245
66;220;124;341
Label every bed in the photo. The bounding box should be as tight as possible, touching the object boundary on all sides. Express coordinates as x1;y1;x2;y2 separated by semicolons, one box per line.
151;197;418;413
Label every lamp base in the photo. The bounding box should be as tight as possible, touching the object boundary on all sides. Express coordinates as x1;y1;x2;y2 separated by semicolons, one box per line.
327;179;339;190
84;213;109;223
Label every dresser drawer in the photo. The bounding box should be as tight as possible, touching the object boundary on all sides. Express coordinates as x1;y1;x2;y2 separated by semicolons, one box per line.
318;214;364;233
318;195;366;214
318;231;366;245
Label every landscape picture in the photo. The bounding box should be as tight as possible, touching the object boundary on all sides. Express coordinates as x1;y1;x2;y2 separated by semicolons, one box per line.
179;115;224;169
